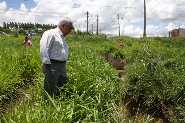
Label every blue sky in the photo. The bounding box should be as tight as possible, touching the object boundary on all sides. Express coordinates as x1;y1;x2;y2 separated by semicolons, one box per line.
0;0;36;10
0;0;185;37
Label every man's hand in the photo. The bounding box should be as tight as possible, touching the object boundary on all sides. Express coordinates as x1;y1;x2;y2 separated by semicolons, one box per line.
44;64;51;68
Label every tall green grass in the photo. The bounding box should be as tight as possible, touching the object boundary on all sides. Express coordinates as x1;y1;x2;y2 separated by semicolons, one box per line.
0;35;133;123
118;37;185;122
0;35;41;103
0;34;161;122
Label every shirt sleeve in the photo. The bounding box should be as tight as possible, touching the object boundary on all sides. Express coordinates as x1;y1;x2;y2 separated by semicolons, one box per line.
40;31;54;64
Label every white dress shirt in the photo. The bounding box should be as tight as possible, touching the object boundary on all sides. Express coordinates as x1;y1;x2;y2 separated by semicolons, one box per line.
40;27;68;64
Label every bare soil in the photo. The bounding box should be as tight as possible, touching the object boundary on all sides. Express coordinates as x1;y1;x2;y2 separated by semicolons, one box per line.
0;87;30;113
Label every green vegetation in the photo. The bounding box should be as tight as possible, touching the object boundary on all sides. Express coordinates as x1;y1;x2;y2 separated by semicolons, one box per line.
111;37;185;122
0;33;185;122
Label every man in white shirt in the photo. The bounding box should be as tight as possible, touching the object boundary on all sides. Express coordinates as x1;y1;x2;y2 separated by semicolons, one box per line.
40;17;74;100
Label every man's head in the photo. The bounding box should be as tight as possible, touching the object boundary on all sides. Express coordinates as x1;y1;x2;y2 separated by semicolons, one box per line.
58;17;74;36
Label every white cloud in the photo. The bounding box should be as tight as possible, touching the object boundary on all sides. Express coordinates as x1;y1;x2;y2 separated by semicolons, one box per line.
124;25;143;38
0;0;185;37
166;23;178;31
175;0;185;5
0;1;6;12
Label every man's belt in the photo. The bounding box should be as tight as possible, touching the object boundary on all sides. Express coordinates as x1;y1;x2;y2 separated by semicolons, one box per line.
50;59;66;63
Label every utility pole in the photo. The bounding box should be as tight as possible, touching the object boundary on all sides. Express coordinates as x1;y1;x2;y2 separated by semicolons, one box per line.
179;22;180;28
96;14;99;35
118;14;120;37
143;0;146;37
92;24;93;34
87;11;89;34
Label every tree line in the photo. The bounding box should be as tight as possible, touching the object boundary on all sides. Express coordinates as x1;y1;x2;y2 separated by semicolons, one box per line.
2;22;57;30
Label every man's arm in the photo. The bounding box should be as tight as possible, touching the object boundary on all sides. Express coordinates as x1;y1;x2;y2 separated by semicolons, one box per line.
40;31;54;64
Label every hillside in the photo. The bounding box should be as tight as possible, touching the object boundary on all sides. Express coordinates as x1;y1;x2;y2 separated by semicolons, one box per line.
0;34;185;122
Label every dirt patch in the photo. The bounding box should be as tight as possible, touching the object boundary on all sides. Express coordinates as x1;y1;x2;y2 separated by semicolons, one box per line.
100;52;126;70
0;87;30;113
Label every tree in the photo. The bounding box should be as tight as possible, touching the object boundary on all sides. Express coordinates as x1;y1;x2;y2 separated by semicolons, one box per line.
3;22;6;28
14;22;18;29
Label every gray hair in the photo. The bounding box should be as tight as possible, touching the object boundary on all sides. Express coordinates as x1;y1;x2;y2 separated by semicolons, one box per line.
58;17;73;26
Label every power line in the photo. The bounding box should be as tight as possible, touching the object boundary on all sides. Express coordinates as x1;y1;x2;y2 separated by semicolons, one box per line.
1;0;185;36
101;0;139;31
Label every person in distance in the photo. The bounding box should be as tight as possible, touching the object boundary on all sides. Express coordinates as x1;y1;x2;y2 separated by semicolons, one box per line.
23;36;32;47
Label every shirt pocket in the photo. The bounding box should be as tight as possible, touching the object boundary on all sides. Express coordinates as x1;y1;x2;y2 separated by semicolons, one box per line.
54;38;64;48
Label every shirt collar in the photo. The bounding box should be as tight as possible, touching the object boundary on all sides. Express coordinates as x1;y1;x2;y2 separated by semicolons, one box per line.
56;27;64;36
